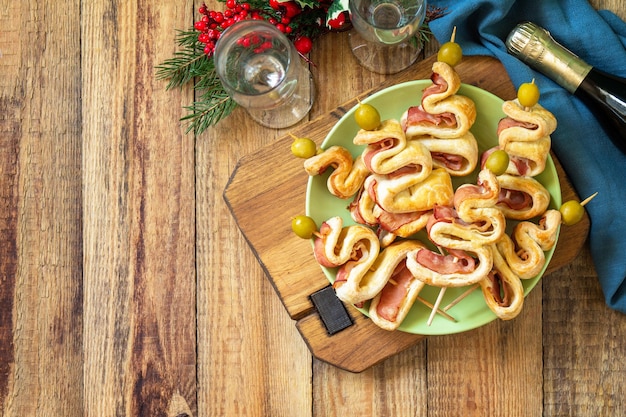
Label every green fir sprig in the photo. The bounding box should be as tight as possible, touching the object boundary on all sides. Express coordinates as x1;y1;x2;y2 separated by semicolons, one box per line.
156;29;238;134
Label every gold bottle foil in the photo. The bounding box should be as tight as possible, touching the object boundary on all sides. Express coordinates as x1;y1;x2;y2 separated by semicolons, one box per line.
506;22;592;93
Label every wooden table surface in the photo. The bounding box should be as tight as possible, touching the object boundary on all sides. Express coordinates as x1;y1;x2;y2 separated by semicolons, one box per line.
1;1;625;416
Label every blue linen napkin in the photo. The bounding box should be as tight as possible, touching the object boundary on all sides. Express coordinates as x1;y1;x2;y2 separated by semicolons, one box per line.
427;0;626;313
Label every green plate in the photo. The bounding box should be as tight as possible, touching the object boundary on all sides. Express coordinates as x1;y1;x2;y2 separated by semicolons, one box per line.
306;80;562;335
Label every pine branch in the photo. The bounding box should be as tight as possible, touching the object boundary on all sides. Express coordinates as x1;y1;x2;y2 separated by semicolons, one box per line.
156;28;238;135
156;30;211;90
180;88;239;135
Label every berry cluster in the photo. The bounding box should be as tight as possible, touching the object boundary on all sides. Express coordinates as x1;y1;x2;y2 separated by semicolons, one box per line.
236;33;274;54
194;1;350;58
196;1;252;56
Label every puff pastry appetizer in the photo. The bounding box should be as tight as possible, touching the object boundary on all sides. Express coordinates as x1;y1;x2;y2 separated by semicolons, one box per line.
494;173;551;220
497;99;557;177
415;131;478;176
496;209;561;279
367;167;454;214
369;241;427;331
401;61;477;139
313;216;381;304
479;244;525;320
303;145;370;199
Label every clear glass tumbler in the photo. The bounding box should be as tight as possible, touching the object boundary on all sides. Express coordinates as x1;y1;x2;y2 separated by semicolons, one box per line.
349;0;427;74
214;20;315;129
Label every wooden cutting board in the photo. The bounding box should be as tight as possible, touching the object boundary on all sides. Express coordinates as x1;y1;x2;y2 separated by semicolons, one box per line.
223;55;590;373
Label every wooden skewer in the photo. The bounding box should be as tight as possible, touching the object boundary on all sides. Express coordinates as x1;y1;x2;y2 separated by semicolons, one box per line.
416;296;457;322
580;192;598;206
443;283;480;312
427;287;447;326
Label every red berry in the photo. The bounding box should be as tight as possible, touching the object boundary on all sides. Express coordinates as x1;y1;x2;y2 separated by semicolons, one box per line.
226;0;237;9
194;21;208;31
276;23;286;32
269;0;280;10
199;4;207;14
294;36;313;54
282;1;301;18
198;33;210;43
327;12;347;30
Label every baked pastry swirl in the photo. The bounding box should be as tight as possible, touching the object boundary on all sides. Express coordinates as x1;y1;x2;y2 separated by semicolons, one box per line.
303;145;370;199
401;61;477;139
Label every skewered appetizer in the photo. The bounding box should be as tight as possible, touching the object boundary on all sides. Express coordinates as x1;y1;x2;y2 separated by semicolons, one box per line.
292;36;592;332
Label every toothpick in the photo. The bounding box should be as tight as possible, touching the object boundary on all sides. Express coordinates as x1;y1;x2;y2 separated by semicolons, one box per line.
450;26;457;43
443;283;480;312
427;287;447;326
416;296;457;322
580;192;598;207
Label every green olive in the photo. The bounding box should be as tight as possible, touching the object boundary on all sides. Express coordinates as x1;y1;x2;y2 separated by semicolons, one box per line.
484;150;510;176
559;200;585;226
354;103;381;131
517;80;540;108
290;136;317;159
437;41;463;67
291;215;317;239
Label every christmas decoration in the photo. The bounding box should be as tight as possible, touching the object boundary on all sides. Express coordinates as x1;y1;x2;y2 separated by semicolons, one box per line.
156;0;445;135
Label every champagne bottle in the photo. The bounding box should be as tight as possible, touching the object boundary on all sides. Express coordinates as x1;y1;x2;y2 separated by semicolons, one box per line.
506;21;626;154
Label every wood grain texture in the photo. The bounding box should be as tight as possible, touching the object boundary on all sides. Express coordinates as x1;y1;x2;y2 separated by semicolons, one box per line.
544;2;626;416
81;1;197;415
0;1;83;415
0;1;624;416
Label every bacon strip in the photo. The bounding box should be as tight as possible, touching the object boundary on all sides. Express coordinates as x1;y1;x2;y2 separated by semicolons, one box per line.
376;208;428;233
313;222;337;267
498;188;532;210
497;117;538;135
362;138;396;172
415;248;476;275
422;72;448;99
375;261;413;322
484;270;513;307
404;106;457;128
432;152;464;171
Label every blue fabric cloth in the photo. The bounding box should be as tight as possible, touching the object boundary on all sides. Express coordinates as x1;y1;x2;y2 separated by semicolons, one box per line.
427;0;626;313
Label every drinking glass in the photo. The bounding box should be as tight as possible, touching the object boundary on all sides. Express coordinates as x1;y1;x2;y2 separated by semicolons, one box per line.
349;0;427;74
214;20;315;129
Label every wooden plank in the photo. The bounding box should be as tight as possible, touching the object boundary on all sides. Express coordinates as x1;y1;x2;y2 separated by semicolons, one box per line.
0;1;83;415
195;71;315;417
542;2;626;414
195;4;313;417
81;1;197;415
543;247;626;417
